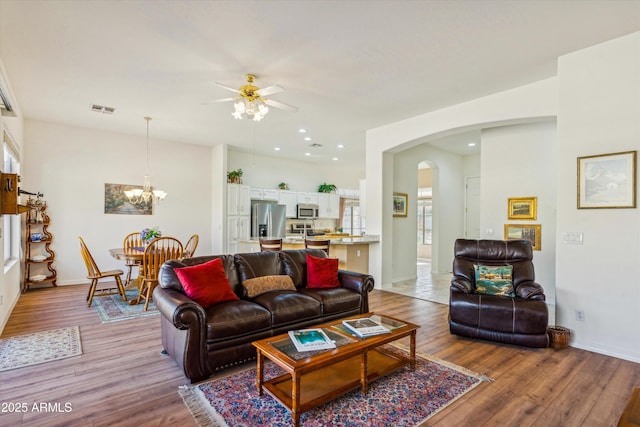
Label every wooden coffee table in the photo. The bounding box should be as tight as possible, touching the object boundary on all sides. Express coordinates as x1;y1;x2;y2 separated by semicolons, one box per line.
252;313;419;426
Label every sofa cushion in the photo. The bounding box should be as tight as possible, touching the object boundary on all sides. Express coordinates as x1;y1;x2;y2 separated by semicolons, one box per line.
242;275;297;298
474;264;515;297
300;287;362;315
160;255;240;296
252;291;321;326
306;254;340;289
174;258;240;307
204;300;272;342
279;249;327;287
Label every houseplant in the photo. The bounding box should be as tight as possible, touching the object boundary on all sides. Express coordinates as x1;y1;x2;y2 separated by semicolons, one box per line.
278;182;289;190
227;169;243;184
141;226;162;243
317;183;337;193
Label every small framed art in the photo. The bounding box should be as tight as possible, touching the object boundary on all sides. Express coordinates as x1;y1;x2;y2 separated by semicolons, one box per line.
393;192;408;217
577;150;636;209
504;224;541;251
507;197;537;220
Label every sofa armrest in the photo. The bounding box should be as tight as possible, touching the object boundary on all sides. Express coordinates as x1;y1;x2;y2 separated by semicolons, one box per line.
154;286;207;329
451;276;473;293
515;281;546;301
338;270;375;312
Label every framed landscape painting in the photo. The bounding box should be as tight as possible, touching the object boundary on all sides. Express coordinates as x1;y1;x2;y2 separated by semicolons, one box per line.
104;183;152;215
578;150;636;209
508;197;537;220
504;224;541;251
393;192;408;217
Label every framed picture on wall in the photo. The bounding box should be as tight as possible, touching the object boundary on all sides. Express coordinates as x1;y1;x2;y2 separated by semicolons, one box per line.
507;197;537;220
504;224;541;251
104;183;152;215
393;192;408;217
577;150;637;209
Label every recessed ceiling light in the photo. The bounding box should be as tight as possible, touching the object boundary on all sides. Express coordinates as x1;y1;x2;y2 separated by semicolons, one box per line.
332;157;338;161
274;147;281;151
299;128;307;133
304;137;311;141
305;152;311;156
468;142;476;147
337;144;344;149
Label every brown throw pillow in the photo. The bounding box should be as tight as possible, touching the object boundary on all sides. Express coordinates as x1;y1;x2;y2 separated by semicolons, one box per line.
242;275;296;298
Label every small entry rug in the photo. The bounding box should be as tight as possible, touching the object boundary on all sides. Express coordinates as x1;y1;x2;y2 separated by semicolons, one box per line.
0;326;83;371
92;289;158;323
180;344;491;427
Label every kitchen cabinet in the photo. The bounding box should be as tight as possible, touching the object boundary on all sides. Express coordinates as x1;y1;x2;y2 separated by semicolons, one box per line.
278;190;298;218
227;215;250;254
318;193;340;219
250;188;278;201
297;192;319;205
227;184;251;215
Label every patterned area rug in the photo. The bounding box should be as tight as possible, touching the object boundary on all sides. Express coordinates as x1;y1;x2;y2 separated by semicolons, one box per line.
0;326;82;371
180;344;491;427
92;289;158;323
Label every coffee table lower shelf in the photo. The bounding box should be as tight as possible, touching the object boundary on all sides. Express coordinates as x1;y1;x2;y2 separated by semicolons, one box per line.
261;347;409;422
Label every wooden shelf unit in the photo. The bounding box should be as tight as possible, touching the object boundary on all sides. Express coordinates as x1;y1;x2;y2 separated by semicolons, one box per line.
23;203;57;292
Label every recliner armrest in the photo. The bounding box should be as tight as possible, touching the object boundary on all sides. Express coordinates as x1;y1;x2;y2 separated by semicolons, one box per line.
451;276;473;293
515;281;546;300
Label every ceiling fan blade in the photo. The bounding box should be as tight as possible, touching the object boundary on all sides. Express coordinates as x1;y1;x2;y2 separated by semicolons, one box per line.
201;97;235;105
215;82;241;93
257;85;285;97
265;99;298;112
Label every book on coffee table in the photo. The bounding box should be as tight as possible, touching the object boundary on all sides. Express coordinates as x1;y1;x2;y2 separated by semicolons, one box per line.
342;317;391;337
288;328;337;352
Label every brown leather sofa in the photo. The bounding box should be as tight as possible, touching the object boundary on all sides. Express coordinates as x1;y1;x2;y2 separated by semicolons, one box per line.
154;249;375;382
449;239;549;348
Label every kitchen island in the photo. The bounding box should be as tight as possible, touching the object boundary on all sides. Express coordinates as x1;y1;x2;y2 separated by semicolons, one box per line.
237;235;379;274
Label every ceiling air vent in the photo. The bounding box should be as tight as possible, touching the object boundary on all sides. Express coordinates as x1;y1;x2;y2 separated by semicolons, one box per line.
90;104;115;114
309;143;323;148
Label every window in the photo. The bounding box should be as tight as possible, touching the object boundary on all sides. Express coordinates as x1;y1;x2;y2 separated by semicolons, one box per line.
341;199;365;236
417;188;432;245
3;133;20;264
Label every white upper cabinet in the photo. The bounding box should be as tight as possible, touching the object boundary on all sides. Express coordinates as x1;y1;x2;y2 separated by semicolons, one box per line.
250;188;278;201
297;192;319;205
318;193;341;219
278;190;298;218
227;184;251;215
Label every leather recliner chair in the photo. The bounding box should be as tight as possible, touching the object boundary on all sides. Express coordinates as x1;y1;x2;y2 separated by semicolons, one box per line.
449;239;549;348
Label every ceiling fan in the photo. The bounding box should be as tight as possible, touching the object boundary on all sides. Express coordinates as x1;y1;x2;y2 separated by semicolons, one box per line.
206;74;298;121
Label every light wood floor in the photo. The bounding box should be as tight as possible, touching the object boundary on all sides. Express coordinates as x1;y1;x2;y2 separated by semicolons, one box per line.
1;284;638;426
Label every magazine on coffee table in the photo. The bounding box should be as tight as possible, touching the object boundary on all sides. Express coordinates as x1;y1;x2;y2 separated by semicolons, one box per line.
342;316;391;337
288;328;337;352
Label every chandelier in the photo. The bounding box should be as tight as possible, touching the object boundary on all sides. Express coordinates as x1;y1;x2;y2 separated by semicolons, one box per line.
124;117;167;205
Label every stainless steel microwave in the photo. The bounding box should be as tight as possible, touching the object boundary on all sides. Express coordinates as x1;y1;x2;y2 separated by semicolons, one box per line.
297;204;319;219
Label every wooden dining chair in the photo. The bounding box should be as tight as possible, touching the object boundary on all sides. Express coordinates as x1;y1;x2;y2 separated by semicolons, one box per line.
184;234;199;257
136;237;183;311
78;236;127;307
305;238;330;256
123;232;145;286
259;238;283;252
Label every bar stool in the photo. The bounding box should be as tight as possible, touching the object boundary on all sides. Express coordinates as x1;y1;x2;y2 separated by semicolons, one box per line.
259;238;283;251
305;238;330;256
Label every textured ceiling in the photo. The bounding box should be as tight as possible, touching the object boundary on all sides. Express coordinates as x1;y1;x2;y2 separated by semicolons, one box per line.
1;0;639;164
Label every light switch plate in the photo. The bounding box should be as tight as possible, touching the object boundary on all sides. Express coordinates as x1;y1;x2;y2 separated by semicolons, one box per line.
561;232;584;245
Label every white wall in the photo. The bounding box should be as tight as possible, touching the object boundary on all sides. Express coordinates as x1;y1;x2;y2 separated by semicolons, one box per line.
23;120;213;285
556;32;640;361
393;144;466;278
228;149;363;193
0;58;24;332
480;121;557;306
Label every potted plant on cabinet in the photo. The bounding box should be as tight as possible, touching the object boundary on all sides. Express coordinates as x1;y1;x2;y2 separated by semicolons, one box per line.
227;169;243;184
278;182;289;190
317;183;337;193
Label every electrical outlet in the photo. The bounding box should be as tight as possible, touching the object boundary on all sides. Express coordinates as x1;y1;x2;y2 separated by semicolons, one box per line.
356;250;361;257
575;310;585;322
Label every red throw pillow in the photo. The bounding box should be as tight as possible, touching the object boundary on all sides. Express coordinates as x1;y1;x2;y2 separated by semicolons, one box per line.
174;258;239;308
306;254;340;289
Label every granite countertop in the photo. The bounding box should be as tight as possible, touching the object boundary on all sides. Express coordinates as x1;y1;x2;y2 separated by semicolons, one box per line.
241;235;380;245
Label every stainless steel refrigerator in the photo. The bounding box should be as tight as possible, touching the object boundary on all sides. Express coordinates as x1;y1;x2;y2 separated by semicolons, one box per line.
251;201;287;238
